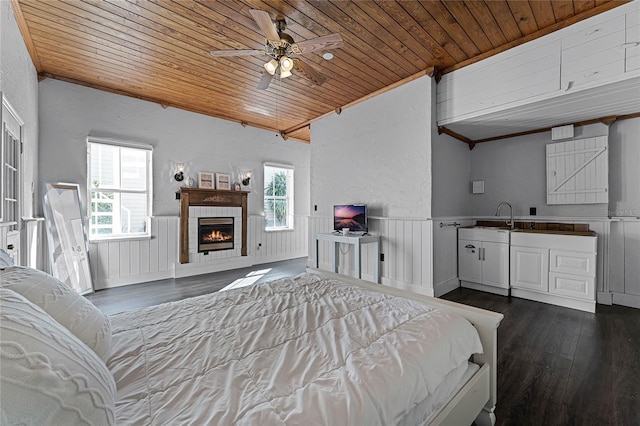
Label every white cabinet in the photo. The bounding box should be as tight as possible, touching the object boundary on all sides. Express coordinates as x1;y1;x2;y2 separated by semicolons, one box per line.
561;14;626;91
510;231;597;312
625;9;640;72
458;228;509;296
510;246;549;292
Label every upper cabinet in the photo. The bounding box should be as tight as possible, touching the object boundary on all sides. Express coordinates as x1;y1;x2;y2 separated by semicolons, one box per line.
626;9;640;72
436;39;561;123
561;15;625;92
437;2;639;139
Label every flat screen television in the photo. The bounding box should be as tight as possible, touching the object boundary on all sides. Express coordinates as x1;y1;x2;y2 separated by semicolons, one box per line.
333;204;368;233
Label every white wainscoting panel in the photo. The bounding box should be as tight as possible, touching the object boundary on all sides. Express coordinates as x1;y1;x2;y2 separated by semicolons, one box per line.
609;219;640;308
249;215;308;264
90;216;179;289
89;215;308;289
308;216;434;293
433;218;475;297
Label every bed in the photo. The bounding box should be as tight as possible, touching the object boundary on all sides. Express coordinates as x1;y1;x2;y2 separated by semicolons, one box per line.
0;264;502;425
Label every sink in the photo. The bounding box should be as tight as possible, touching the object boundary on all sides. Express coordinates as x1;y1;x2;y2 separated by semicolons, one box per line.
466;226;511;230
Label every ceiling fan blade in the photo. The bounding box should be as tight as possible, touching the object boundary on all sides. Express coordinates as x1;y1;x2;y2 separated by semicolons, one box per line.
293;60;328;86
257;71;274;90
210;49;264;57
249;9;280;42
294;34;343;54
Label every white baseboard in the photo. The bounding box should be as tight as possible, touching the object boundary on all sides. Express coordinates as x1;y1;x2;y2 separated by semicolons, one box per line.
434;277;461;297
253;250;308;266
511;288;596;313
612;292;640;309
380;277;435;298
174;256;254;278
597;291;613;305
460;281;510;297
95;270;175;290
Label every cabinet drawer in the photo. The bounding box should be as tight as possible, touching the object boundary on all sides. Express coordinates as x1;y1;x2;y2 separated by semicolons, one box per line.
549;250;596;277
549;272;595;301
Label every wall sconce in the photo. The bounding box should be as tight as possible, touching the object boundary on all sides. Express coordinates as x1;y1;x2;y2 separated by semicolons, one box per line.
174;164;185;182
242;171;252;186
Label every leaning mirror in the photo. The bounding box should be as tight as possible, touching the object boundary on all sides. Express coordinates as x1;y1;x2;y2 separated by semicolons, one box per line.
42;182;94;294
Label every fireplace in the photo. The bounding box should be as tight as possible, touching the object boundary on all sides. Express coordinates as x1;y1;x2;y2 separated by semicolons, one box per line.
198;217;234;252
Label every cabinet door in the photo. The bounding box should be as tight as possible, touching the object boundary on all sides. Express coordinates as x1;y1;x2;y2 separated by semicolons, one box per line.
511;246;549;292
458;239;482;283
483;242;509;288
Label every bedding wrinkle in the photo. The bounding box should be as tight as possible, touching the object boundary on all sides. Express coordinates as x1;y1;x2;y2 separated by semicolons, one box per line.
109;274;483;425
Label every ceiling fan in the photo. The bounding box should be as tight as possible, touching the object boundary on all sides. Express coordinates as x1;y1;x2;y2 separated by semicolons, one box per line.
210;9;343;90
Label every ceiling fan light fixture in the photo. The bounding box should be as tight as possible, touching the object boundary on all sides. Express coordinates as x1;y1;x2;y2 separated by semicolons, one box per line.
280;56;294;72
280;69;292;79
264;59;278;75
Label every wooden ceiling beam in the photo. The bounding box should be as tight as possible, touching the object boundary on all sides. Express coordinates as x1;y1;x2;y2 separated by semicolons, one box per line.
8;0;42;72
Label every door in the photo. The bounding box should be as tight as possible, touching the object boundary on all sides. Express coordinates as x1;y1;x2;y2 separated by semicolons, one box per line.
458;239;482;283
1;98;23;264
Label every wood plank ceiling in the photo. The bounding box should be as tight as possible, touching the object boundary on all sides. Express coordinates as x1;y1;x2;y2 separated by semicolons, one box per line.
12;0;628;143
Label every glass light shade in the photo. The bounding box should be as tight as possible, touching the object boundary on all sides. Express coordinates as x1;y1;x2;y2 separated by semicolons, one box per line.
264;59;278;75
280;56;294;72
280;69;292;78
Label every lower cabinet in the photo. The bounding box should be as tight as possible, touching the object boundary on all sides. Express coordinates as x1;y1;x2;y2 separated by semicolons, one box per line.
510;232;597;313
458;228;510;296
510;246;549;292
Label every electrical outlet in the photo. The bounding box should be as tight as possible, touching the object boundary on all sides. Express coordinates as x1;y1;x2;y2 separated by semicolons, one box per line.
380;253;384;262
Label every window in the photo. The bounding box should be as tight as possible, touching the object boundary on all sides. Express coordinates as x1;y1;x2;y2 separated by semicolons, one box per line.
87;138;152;240
264;163;294;231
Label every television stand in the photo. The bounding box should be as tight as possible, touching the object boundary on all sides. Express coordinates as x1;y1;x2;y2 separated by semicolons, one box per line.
315;232;380;283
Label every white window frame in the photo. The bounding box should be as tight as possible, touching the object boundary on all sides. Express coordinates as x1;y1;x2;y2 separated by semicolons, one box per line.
1;95;23;234
87;137;153;241
263;162;294;231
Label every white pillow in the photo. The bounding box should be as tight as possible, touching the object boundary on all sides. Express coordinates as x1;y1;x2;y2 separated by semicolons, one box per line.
0;288;116;425
0;249;14;268
0;266;112;362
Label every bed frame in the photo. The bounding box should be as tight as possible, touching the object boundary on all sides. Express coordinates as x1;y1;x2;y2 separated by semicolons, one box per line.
308;268;503;426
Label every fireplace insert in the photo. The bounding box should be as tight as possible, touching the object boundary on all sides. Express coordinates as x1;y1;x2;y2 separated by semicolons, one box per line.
198;217;234;252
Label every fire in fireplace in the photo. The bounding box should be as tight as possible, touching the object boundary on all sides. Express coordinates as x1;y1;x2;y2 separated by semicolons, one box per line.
198;217;234;252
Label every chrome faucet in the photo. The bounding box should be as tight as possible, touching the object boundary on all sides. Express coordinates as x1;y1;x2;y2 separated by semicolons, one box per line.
495;202;515;229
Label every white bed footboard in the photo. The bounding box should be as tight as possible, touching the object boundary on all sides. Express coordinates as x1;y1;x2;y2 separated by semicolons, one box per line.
307;268;503;425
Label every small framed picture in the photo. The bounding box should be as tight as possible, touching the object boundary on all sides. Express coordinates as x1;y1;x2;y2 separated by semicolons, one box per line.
215;173;231;190
233;182;241;191
198;172;214;189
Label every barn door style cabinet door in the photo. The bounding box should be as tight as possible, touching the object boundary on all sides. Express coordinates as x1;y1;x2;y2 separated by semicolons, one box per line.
546;136;608;205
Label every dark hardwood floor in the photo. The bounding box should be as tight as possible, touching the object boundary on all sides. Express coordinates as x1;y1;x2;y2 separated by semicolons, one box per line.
442;288;640;426
86;257;308;315
87;260;639;425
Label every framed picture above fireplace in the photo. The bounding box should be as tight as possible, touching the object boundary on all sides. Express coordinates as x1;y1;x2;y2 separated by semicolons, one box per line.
216;173;231;190
198;172;214;189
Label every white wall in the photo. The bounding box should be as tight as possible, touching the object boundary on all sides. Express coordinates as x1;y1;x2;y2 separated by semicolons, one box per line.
38;79;310;218
311;76;433;219
608;118;640;218
1;1;38;219
310;76;435;293
38;79;310;287
468;122;611;218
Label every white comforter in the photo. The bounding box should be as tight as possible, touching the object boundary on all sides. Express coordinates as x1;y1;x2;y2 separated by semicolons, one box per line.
108;273;482;425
